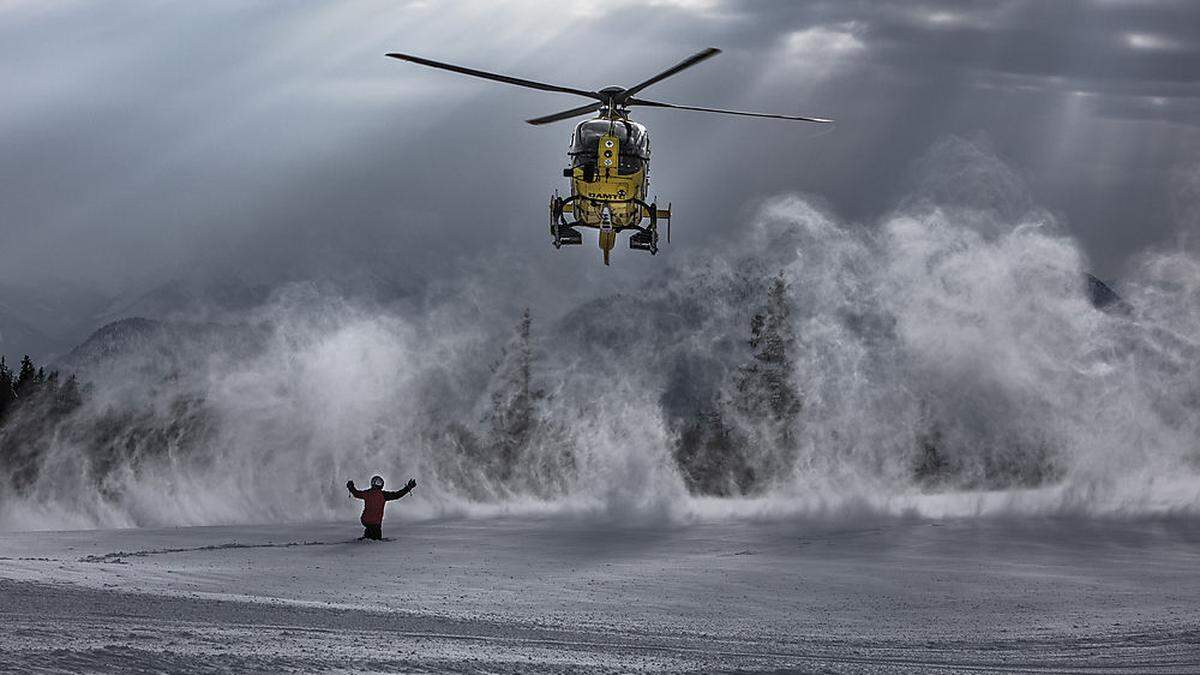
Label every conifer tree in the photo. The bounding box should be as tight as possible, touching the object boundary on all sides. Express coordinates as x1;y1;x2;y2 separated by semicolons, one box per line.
0;357;15;423
722;271;803;487
477;308;574;494
55;374;83;415
484;309;543;479
674;404;754;496
732;272;801;434
14;356;36;398
672;273;804;496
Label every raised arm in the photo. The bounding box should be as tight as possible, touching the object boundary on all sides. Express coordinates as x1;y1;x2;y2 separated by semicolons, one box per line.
347;480;365;499
384;478;417;501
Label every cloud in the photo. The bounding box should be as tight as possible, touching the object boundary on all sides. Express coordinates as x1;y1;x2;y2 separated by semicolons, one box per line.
785;22;866;55
0;0;1198;316
1123;32;1186;52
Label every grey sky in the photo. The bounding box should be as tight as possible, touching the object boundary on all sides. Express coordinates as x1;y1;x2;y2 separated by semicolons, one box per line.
2;0;1198;300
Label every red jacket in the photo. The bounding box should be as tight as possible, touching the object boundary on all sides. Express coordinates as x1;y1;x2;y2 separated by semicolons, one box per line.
349;484;413;525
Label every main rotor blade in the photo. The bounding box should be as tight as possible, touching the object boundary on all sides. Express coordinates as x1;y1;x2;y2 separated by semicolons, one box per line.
526;102;604;126
627;97;833;123
619;47;722;101
386;53;601;101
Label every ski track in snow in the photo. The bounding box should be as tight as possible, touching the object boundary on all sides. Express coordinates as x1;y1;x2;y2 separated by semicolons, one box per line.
2;516;1200;673
76;539;357;564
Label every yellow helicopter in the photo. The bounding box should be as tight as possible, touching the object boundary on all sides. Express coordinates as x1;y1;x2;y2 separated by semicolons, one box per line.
386;48;832;265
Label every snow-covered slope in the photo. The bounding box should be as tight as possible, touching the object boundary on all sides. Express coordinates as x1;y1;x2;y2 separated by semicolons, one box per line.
1;516;1198;672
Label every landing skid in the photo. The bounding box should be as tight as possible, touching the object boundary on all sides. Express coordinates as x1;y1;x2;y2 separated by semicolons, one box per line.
549;194;671;257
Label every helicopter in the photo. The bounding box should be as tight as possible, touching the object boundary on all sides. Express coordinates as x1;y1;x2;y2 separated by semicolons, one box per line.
386;48;832;265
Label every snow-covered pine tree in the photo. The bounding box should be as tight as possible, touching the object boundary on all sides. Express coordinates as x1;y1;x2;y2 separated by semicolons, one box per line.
485;309;541;480
727;272;802;484
480;309;574;495
733;273;801;427
674;403;757;496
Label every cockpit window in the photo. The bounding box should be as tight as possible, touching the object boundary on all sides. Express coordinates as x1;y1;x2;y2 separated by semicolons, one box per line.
570;119;650;160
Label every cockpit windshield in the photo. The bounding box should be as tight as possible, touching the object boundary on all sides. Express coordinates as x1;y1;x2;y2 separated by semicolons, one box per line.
570;119;650;160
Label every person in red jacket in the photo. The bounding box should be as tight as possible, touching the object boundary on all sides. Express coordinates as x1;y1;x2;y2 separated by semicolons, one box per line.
346;474;416;540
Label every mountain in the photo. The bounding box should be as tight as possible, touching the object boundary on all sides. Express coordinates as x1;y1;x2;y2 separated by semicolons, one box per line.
57;316;270;377
0;276;276;365
94;278;275;327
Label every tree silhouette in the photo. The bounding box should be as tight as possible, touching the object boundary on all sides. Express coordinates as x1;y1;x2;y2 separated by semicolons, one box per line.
14;356;36;398
0;357;15;423
471;308;575;495
674;403;756;496
731;272;802;432
484;309;543;480
55;374;83;415
671;272;804;496
0;352;88;490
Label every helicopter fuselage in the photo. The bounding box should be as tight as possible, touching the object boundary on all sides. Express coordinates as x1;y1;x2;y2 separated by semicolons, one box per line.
549;114;670;264
568;116;648;227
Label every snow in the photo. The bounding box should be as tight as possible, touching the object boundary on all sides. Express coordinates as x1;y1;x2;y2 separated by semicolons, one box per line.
2;515;1199;672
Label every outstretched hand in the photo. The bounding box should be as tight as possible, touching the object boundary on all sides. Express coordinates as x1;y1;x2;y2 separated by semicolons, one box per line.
406;478;417;490
346;480;355;489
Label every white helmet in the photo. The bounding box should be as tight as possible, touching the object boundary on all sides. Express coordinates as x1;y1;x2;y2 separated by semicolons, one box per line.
370;475;385;488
